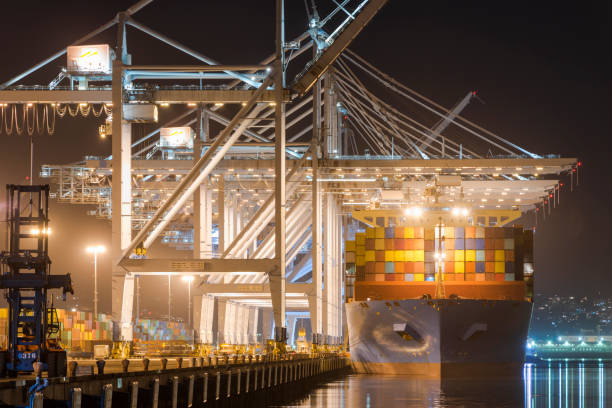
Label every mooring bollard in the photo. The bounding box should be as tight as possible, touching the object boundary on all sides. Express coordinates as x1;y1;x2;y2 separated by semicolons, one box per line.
226;370;232;398
171;376;179;408
254;367;258;390
215;371;221;400
161;358;168;371
187;375;194;407
143;358;150;372
236;369;241;395
177;357;183;368
102;384;113;408
268;365;272;388
96;360;105;375
71;388;82;408
202;372;209;404
121;359;130;373
130;381;138;408
245;368;250;393
152;378;160;408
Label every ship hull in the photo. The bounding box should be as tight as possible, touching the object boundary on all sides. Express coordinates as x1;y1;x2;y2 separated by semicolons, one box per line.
346;298;532;377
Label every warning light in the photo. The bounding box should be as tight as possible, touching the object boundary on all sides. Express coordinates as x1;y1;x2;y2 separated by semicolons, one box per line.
560;183;564;187
25;176;29;180
343;115;349;120
549;194;553;198
577;161;582;167
472;91;477;96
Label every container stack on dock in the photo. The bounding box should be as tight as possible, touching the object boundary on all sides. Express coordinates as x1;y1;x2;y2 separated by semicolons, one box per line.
134;319;193;341
345;226;530;286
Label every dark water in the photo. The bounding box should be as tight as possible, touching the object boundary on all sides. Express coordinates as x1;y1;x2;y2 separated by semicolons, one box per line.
277;362;612;407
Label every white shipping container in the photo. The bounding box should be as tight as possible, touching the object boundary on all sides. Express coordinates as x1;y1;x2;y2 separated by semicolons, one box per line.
160;127;194;148
67;44;112;73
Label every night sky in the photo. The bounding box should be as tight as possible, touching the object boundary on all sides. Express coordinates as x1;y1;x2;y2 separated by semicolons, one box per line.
0;1;608;318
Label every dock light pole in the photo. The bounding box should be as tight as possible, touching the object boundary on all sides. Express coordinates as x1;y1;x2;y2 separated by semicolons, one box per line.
86;245;106;315
182;275;194;328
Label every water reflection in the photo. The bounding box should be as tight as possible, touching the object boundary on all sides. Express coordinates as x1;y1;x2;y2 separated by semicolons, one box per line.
278;362;611;407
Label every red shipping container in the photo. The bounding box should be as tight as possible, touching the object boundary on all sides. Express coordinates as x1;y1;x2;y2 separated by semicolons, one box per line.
365;262;376;273
485;262;495;273
495;273;505;281
394;227;405;238
405;239;414;250
494;228;505;238
485;273;495;281
385;239;395;251
424;240;435;252
365;238;376;250
505;250;515;262
413;262;425;273
485;251;495;262
385;274;395;281
395;262;405;273
485;227;496;239
485;239;495;250
375;262;385;274
395;239;406;250
495;239;505;250
414;227;424;239
466;261;476;273
375;251;386;262
395;273;404;281
465;226;476;239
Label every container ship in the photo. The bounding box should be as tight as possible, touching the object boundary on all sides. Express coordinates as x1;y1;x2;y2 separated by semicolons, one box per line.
344;209;535;377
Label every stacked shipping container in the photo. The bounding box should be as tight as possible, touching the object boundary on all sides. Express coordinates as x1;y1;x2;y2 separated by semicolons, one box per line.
0;309;192;351
346;226;521;284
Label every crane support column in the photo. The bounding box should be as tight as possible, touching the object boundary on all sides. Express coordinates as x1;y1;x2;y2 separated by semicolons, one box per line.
193;108;212;259
269;0;287;347
111;13;135;343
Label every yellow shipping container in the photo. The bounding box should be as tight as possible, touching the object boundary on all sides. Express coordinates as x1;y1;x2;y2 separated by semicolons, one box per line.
365;250;376;262
495;262;505;273
375;227;385;239
345;241;356;252
495;250;505;262
365;228;375;239
394;250;405;262
414;250;425;262
356;256;365;266
455;261;465;273
455;250;465;262
414;274;425;282
405;250;414;262
375;239;385;251
356;233;366;246
404;227;414;239
465;250;476;262
445;227;455;239
356;245;365;256
385;251;395;262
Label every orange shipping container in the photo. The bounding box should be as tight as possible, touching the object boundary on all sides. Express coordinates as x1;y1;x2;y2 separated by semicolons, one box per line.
394;227;405;238
465;273;476;281
375;262;385;274
414;227;424;239
395;262;405;273
454;273;465;281
413;262;425;273
385;239;395;250
466;261;476;273
465;226;476;239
